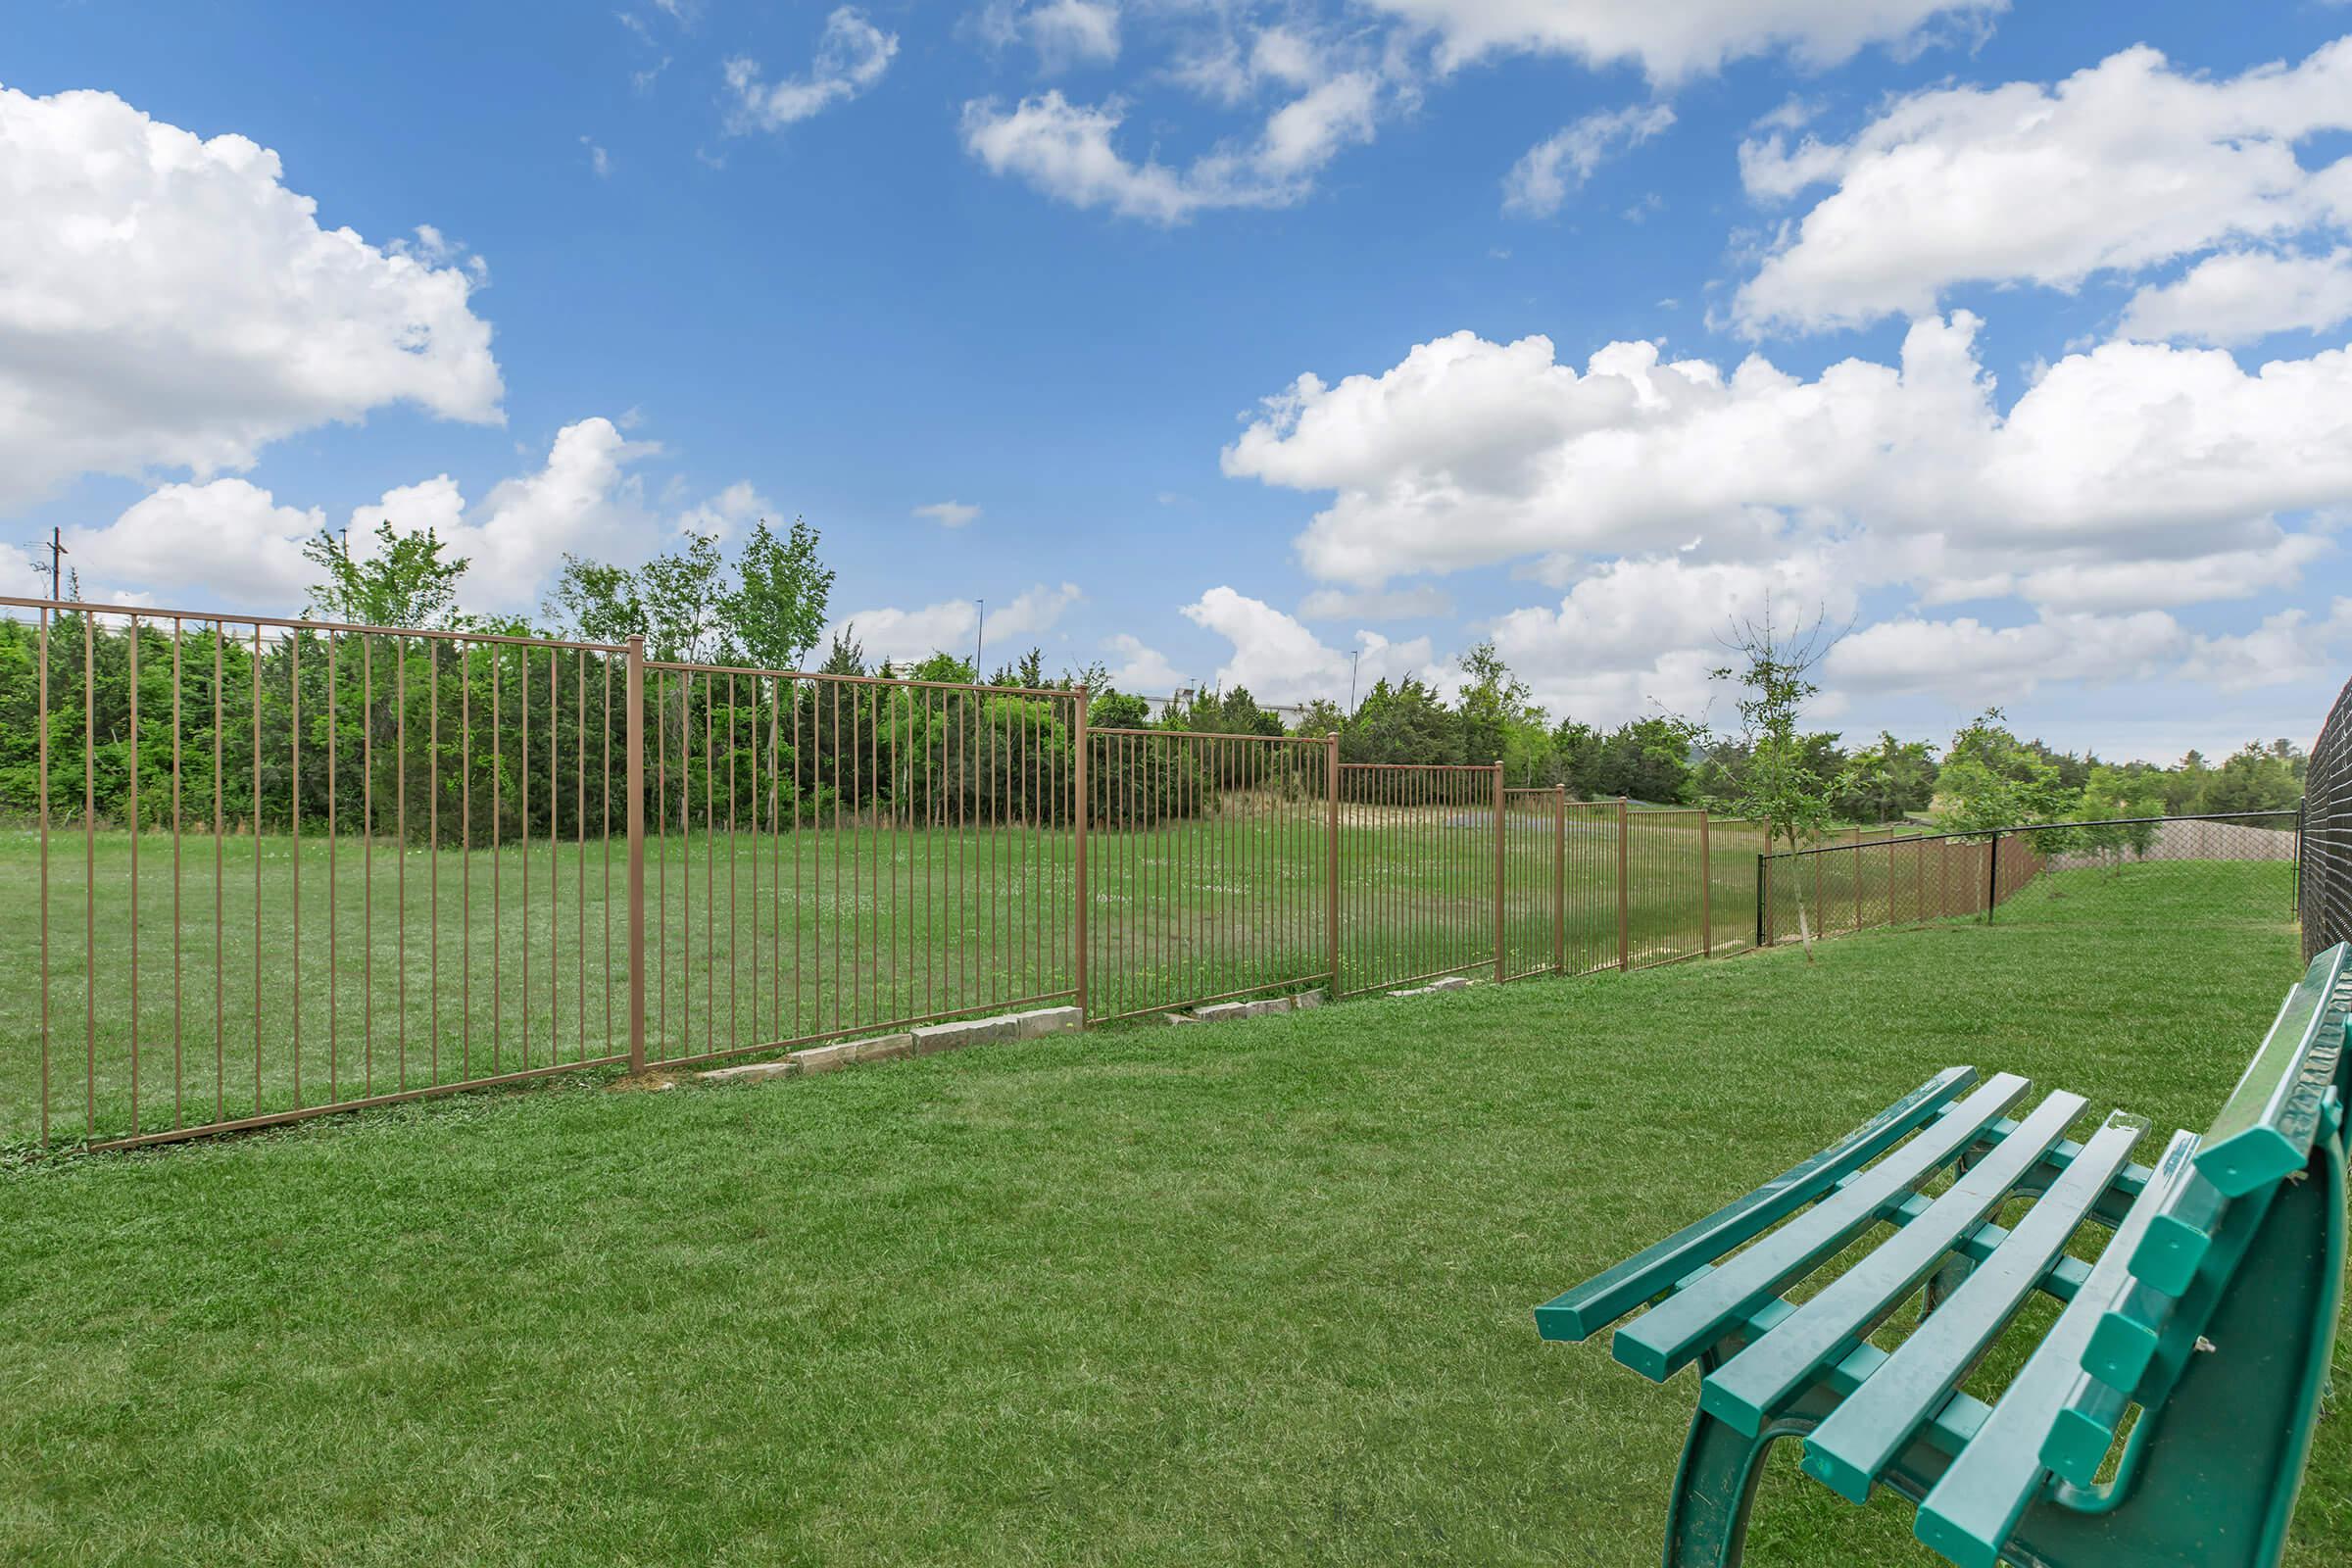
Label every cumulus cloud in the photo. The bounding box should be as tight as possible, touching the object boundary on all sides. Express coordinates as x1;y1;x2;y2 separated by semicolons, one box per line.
829;582;1082;668
1296;584;1454;621
913;500;982;527
0;84;502;513
988;0;1124;70
2119;249;2352;345
63;418;765;615
1180;586;1441;706
1734;38;2352;335
1103;631;1186;692
1222;314;2352;612
1502;103;1674;218
723;8;898;132
1364;0;2003;80
960;73;1381;221
1826;611;2189;701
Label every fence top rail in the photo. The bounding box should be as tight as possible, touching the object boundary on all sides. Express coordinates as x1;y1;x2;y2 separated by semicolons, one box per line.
1761;809;2301;861
1339;761;1504;772
1628;808;1705;818
1090;725;1331;745
0;594;632;654
645;657;1078;700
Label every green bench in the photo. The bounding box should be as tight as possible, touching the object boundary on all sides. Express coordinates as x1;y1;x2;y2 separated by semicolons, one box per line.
1536;942;2349;1568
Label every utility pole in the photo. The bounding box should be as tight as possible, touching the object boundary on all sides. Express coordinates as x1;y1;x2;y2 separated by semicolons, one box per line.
972;599;986;677
45;526;67;601
1348;649;1361;715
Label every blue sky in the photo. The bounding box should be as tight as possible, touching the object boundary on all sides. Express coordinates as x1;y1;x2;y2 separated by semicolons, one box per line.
6;0;2352;761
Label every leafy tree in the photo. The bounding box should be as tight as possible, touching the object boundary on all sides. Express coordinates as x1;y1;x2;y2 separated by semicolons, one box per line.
718;516;832;671
1291;697;1346;738
1933;710;2075;837
2199;740;2304;814
1088;690;1152;730
1834;732;1938;824
1342;675;1461;765
1712;603;1839;959
1589;715;1698;803
2074;763;2165;867
303;521;469;629
544;554;647;644
638;531;730;664
1456;640;1540;767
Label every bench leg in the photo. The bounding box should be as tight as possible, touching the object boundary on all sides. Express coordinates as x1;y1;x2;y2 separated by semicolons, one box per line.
1661;1401;1777;1568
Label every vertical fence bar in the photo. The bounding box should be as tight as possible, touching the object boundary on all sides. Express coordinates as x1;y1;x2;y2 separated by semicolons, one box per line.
1699;810;1712;958
1491;761;1505;983
1985;831;2000;923
1072;688;1089;1021
1325;733;1340;993
626;637;646;1072
1616;796;1630;972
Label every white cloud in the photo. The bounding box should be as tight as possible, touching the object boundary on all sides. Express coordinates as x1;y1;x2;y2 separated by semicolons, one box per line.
2119;248;2352;345
1502;103;1674;218
1026;0;1121;70
960;71;1382;221
1735;38;2352;335
1363;0;2003;81
2177;599;2352;691
913;500;983;527
1491;552;1856;721
1296;584;1454;621
1826;611;2189;701
723;8;898;133
63;480;325;611
1180;585;1440;705
1103;632;1186;692
1223;314;2352;612
0;84;502;513
581;137;612;176
830;581;1083;668
64;417;771;616
674;478;774;541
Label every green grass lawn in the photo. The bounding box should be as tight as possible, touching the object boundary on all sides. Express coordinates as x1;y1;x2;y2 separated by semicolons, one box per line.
1;863;2339;1565
3;813;1764;1145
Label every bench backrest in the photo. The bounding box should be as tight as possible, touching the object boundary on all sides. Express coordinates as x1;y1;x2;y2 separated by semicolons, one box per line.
2039;941;2349;1534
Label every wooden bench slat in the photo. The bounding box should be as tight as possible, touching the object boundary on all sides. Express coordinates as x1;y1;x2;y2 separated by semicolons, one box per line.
1911;1128;2203;1568
1612;1072;2032;1382
2195;945;2349;1198
1799;1110;2144;1502
1696;1089;2090;1438
1535;1066;1979;1343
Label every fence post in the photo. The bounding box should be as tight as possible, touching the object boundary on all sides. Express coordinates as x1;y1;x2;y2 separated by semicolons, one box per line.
1326;732;1341;995
1074;687;1090;1020
1493;760;1506;983
625;634;646;1074
1553;782;1566;975
1984;831;2000;924
1617;795;1630;972
1756;852;1768;949
1699;809;1712;958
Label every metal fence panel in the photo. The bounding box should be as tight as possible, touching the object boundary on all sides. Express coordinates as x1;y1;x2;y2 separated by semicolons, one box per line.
1336;763;1500;997
2300;674;2351;960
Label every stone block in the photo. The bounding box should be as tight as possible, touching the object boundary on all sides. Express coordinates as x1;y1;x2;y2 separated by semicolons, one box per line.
699;1057;799;1084
791;1042;858;1075
1012;1005;1083;1039
912;1013;1019;1054
852;1033;913;1063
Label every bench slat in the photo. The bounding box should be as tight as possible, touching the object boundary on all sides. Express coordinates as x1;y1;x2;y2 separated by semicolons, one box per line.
1697;1090;2089;1438
1535;1066;1979;1343
2126;1167;2226;1297
1798;1109;2144;1502
1612;1072;2032;1382
1911;1128;2202;1568
2196;945;2349;1197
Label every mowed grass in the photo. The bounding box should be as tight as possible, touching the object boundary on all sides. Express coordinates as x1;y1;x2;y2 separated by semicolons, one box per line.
3;813;1760;1143
2;863;2340;1566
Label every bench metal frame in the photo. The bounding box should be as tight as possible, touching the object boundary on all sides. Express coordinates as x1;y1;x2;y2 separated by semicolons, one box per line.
1536;943;2350;1568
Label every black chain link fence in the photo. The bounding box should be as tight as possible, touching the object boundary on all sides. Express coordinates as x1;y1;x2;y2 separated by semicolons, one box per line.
2303;672;2352;962
1759;811;2301;948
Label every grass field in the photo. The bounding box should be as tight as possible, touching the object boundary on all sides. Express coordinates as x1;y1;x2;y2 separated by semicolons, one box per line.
2;861;2338;1564
2;810;1764;1144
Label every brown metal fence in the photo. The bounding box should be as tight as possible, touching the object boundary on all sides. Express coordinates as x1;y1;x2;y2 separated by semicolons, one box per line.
1335;762;1500;997
1081;727;1330;1022
3;589;1944;1152
638;662;1081;1066
1759;812;2300;947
